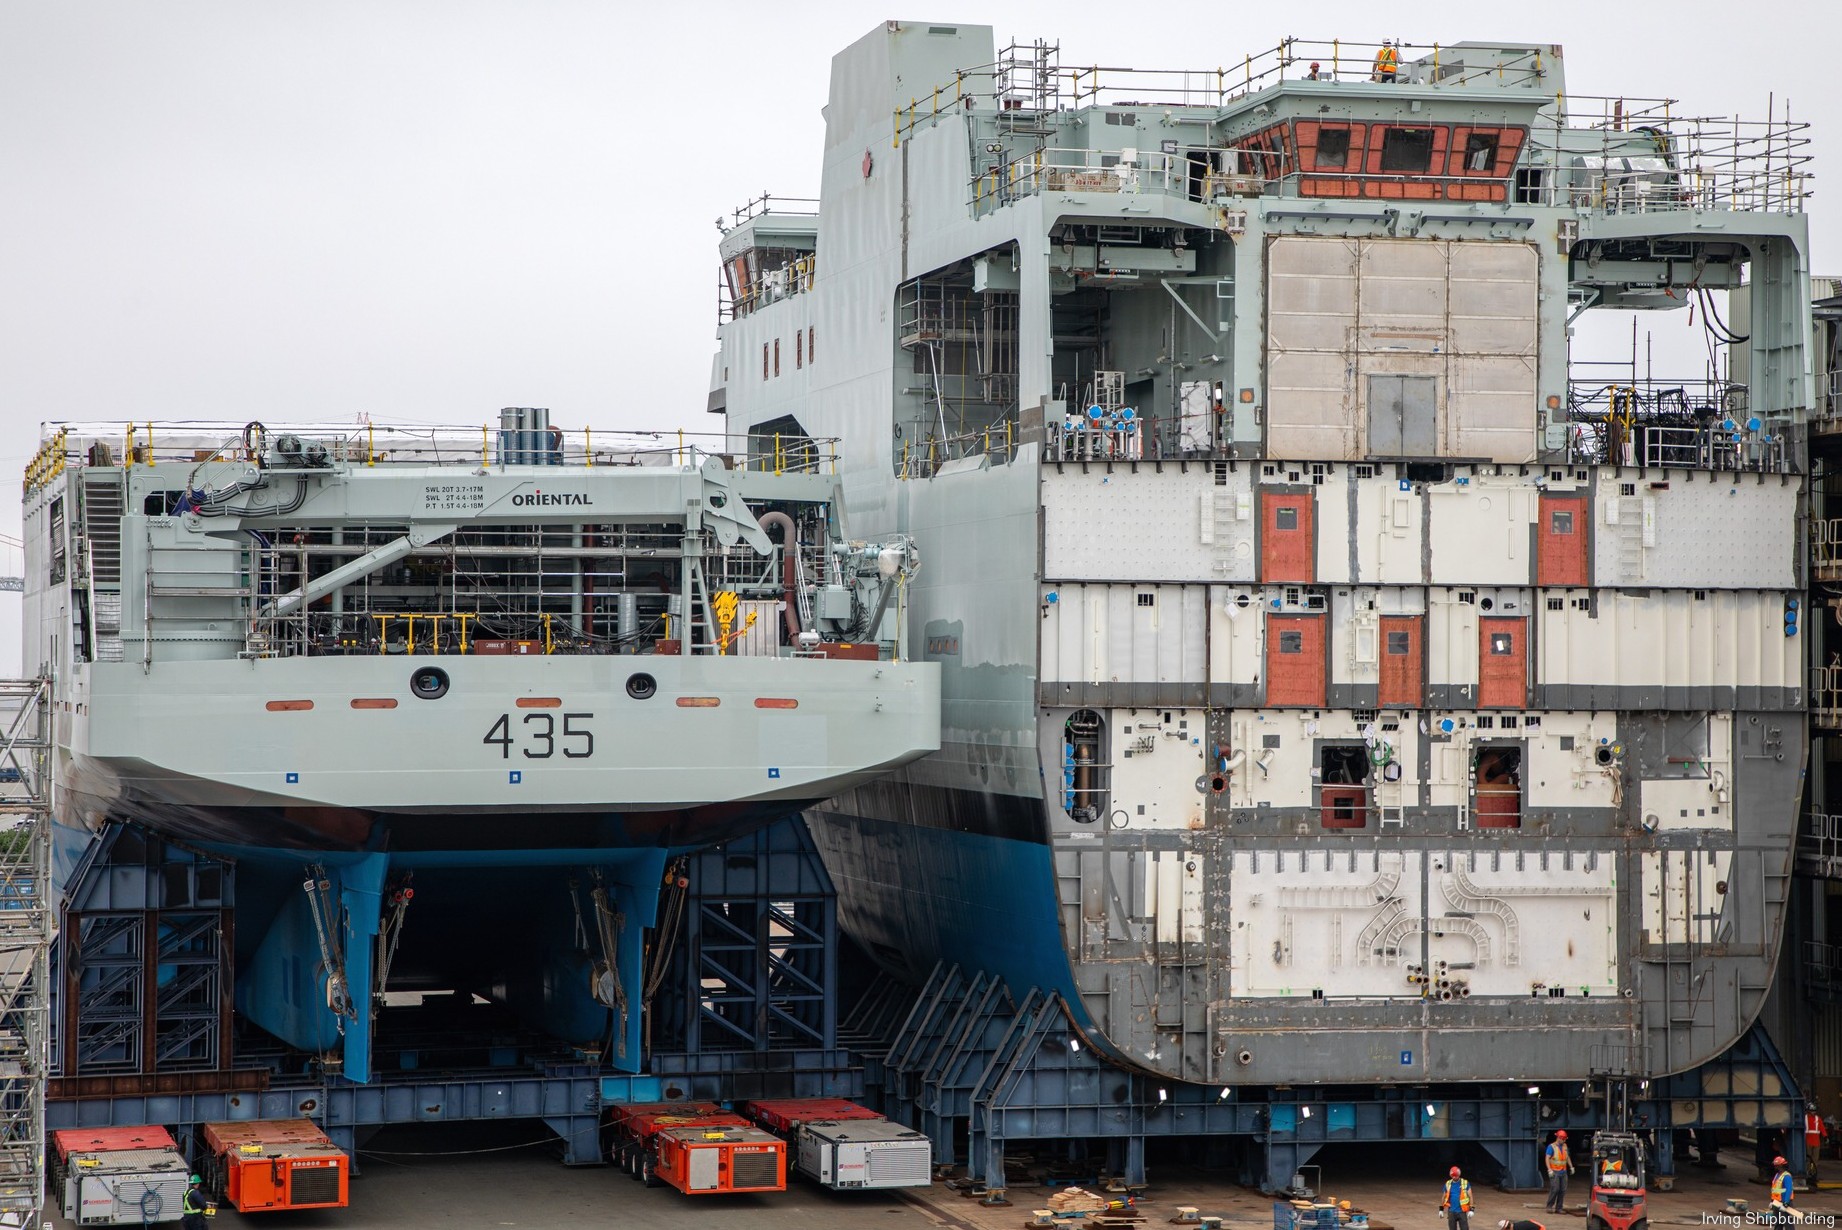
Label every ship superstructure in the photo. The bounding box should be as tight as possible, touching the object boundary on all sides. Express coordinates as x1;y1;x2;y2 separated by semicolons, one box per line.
20;414;939;1080
716;25;1814;1086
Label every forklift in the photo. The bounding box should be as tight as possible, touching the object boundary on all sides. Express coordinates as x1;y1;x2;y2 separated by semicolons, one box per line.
1586;1075;1648;1230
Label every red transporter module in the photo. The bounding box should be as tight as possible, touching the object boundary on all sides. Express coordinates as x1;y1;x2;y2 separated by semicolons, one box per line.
608;1102;786;1195
199;1118;350;1212
743;1098;881;1137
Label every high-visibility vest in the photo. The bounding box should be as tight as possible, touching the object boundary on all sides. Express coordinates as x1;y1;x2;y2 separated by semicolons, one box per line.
1807;1112;1825;1143
1772;1171;1794;1204
184;1185;204;1215
1376;47;1399;73
1547;1143;1571;1173
1444;1179;1473;1212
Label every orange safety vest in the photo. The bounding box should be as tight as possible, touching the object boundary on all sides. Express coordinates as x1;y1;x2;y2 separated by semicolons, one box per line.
1547;1143;1571;1173
1375;47;1399;75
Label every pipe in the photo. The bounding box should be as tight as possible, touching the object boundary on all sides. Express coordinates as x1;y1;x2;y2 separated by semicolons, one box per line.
756;511;802;642
1219;747;1246;772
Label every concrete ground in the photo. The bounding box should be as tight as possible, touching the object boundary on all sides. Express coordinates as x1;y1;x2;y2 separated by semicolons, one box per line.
45;1131;1842;1230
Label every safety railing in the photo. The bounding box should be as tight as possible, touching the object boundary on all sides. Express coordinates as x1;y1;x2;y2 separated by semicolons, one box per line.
1564;377;1793;473
1812;519;1842;582
1812;662;1842;729
893;36;1550;147
1798;814;1842;880
1816;370;1842;434
27;422;844;481
719;251;817;323
896;421;1021;479
972;145;1274;213
1806;941;1842;994
1523;101;1813;216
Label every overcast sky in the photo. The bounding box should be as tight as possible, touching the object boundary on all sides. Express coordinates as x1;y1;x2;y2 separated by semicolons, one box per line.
2;0;1836;522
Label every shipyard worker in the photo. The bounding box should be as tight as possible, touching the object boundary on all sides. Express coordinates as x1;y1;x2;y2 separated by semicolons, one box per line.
1768;1156;1797;1222
182;1173;210;1229
1372;40;1399;83
1307;61;1324;80
1544;1130;1572;1213
1441;1166;1475;1230
1806;1103;1828;1181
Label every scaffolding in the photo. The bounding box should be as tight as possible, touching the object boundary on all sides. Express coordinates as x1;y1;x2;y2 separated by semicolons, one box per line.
0;679;52;1224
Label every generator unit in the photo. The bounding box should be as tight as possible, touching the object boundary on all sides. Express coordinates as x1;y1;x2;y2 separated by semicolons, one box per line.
51;1127;190;1226
200;1118;349;1212
608;1102;785;1195
795;1117;932;1190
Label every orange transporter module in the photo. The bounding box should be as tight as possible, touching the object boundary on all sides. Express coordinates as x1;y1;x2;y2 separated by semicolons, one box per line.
608;1102;786;1195
200;1118;350;1212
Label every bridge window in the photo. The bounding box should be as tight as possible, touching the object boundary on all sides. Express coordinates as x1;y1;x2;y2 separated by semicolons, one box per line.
1380;127;1435;172
1315;128;1351;169
1464;132;1500;172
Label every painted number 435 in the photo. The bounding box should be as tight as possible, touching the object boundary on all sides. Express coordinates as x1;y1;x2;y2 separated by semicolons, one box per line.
483;712;594;759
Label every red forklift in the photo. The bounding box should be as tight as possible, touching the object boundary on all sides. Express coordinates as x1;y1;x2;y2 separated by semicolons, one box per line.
1586;1073;1648;1230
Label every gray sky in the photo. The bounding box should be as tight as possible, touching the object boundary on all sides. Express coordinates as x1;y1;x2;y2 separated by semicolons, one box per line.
3;0;1836;520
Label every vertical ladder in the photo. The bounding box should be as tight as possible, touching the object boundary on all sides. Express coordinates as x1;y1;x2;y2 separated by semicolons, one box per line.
0;679;52;1223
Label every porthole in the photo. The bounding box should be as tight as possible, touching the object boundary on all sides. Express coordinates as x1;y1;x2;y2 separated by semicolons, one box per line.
410;667;449;700
626;673;658;700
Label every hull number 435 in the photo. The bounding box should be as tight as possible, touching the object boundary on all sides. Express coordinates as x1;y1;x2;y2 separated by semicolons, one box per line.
483;713;594;759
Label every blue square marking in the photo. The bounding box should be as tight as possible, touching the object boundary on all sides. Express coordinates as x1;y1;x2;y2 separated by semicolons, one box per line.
509;771;522;785
1400;1050;1413;1065
285;772;299;784
768;767;781;779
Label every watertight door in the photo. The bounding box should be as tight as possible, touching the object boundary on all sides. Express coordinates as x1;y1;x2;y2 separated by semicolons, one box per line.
1478;616;1528;708
1378;615;1424;708
1266;614;1326;706
1537;493;1589;587
1260;491;1315;581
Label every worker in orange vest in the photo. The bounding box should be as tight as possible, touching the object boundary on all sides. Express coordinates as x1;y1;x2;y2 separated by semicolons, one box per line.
1544;1130;1573;1213
1372;41;1400;83
1441;1166;1475;1230
1805;1102;1828;1182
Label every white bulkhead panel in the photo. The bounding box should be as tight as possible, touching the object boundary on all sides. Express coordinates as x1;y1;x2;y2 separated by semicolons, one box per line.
1593;471;1798;589
1427;477;1537;585
1639;713;1734;831
1308;466;1354;584
1038;583;1208;686
1642;849;1736;946
1207;588;1264;688
1444;241;1540;461
1265;237;1538;463
1228;711;1319;810
1521;712;1622;809
1427;850;1619;996
1427;591;1480;695
1353;479;1427;584
1266;237;1362;459
1041;468;1254;582
1146;850;1207;944
1233;850;1422;997
1535;591;1797;692
1110;709;1207;830
1330;588;1382;688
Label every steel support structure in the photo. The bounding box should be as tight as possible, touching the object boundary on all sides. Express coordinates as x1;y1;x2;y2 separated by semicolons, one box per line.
53;825;235;1092
0;678;53;1222
651;817;838;1055
865;965;1807;1195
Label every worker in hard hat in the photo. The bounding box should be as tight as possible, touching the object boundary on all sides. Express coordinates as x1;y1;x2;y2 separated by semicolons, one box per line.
1770;1154;1796;1224
181;1173;212;1228
1441;1166;1475;1230
1306;61;1325;81
1805;1102;1828;1183
1372;40;1399;83
1544;1130;1573;1213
